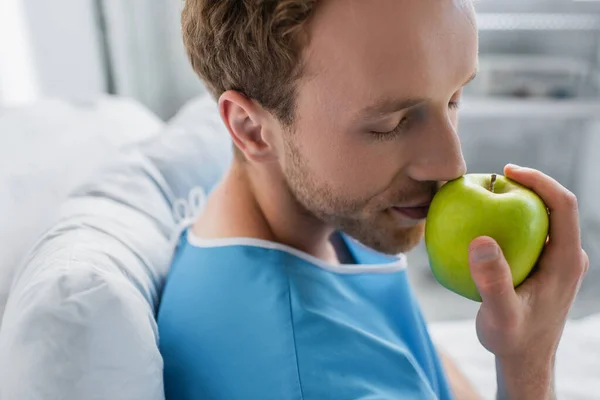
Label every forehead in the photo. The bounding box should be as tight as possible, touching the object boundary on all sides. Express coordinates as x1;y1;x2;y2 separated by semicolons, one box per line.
300;0;478;107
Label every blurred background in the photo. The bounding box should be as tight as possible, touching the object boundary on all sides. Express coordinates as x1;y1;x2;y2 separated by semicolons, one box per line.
1;0;599;322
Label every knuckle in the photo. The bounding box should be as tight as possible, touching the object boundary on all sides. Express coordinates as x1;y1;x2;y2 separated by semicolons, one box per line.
568;250;590;282
477;274;513;295
581;250;590;275
532;168;546;180
562;190;579;210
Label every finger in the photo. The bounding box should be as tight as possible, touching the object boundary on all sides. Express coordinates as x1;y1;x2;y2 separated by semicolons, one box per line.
469;237;520;326
504;164;581;250
579;249;590;289
562;249;589;298
582;249;590;276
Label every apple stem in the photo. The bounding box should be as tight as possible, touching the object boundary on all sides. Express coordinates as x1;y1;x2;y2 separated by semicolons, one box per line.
489;174;497;193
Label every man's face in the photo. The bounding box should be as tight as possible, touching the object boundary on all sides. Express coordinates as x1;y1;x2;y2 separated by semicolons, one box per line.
279;0;478;254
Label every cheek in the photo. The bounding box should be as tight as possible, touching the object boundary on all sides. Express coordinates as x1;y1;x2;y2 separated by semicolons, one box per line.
297;119;406;198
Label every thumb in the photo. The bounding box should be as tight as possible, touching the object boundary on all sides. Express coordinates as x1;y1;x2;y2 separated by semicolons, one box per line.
469;237;519;322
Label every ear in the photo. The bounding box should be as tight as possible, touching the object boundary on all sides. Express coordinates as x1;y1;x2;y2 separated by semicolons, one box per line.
218;91;278;162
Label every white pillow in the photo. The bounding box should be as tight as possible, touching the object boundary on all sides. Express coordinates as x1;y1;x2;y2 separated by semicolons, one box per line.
0;93;232;400
0;97;164;323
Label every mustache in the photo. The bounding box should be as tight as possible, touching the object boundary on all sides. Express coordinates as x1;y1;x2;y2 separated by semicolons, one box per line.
388;181;441;205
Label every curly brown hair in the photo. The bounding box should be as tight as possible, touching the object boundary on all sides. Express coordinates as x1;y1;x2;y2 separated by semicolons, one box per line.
182;0;318;126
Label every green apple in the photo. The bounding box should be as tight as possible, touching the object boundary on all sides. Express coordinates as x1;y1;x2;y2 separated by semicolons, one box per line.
424;173;549;302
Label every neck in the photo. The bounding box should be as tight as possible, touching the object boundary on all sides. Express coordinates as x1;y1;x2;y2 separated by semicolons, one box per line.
193;160;341;263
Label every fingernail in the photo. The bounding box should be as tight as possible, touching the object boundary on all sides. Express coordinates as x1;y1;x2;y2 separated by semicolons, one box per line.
470;243;499;263
506;163;521;170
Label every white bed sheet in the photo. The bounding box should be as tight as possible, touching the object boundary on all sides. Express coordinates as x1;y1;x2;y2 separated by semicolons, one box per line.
430;314;600;399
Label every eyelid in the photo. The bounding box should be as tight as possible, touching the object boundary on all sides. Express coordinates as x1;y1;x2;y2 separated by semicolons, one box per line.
369;117;408;140
369;99;460;140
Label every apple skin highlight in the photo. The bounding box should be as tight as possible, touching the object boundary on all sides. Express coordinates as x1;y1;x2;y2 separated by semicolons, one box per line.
424;174;549;302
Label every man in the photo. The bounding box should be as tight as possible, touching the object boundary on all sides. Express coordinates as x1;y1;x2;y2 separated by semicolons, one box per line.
158;0;589;399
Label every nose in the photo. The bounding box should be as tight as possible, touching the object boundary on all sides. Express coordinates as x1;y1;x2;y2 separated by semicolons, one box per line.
407;112;467;182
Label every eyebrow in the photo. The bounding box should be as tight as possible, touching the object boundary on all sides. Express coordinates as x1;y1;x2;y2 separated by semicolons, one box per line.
359;71;479;119
359;98;427;119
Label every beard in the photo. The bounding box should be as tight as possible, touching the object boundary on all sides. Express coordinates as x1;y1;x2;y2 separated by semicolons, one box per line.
282;137;438;255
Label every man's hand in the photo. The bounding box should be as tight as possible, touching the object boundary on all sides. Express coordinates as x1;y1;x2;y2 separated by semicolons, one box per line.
468;164;589;400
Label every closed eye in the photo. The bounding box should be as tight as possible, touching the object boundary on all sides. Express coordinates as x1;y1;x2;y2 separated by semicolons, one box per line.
370;117;408;139
370;100;460;140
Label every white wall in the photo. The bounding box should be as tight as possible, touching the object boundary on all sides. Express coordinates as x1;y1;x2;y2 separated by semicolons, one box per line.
0;0;39;105
101;0;206;120
0;0;107;106
577;122;600;266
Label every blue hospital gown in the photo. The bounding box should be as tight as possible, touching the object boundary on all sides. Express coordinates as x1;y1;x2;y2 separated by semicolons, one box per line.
158;232;453;400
